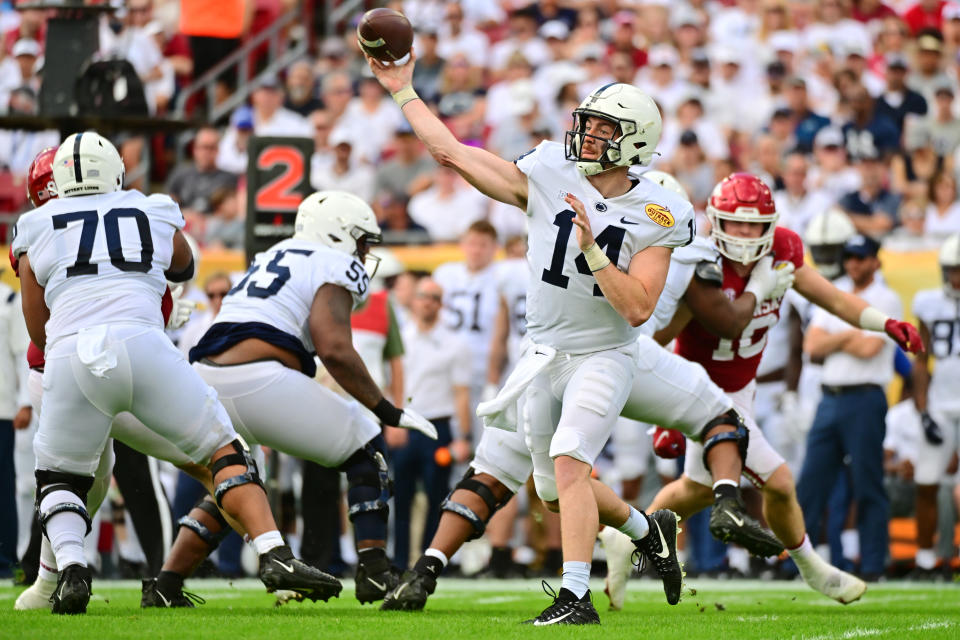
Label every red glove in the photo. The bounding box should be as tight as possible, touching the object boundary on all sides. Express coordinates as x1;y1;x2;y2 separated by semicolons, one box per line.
884;318;923;354
652;427;685;459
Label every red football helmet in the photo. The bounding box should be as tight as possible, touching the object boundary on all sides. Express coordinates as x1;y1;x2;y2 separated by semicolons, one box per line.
706;173;779;263
26;147;58;208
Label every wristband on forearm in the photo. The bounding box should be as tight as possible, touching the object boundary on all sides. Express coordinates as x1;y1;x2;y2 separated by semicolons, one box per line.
583;242;611;272
391;85;420;108
858;306;890;332
373;397;403;426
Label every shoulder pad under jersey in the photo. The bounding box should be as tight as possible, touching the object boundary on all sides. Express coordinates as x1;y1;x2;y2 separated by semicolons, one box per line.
694;260;723;286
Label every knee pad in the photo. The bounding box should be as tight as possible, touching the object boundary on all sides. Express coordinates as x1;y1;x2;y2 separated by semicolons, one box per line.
210;439;265;508
178;496;230;549
341;434;392;523
440;468;512;541
35;469;95;538
699;409;749;470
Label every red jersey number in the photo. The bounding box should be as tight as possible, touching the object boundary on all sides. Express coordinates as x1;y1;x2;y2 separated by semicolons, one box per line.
710;313;779;361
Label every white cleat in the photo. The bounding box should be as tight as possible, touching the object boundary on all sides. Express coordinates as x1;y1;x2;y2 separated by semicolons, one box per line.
598;526;635;610
14;576;57;611
804;565;867;604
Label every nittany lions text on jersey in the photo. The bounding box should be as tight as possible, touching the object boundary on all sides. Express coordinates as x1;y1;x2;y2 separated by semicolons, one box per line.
11;190;183;346
190;237;370;376
515;141;695;353
913;288;960;413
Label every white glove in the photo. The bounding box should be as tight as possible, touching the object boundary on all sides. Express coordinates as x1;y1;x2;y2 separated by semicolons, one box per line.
165;283;199;330
397;407;438;440
778;390;808;441
744;256;795;308
481;382;499;403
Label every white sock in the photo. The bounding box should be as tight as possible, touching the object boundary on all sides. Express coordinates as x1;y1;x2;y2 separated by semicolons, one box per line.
561;561;591;599
617;506;650;540
424;548;449;567
252;530;285;555
915;548;937;570
39;490;87;569
787;534;823;576
39;537;58;582
840;529;859;562
713;479;738;489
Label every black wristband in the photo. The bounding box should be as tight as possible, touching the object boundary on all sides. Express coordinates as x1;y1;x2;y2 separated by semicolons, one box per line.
373;398;403;426
459;432;473;443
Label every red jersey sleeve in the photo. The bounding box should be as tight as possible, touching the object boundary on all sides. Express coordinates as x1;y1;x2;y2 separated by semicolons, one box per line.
773;226;805;269
9;246;18;276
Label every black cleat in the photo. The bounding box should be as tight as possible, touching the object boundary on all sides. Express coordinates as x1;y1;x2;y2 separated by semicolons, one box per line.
258;545;342;602
523;582;600;626
140;577;206;608
709;496;784;558
355;553;401;604
632;509;684;605
380;569;437;611
50;564;92;615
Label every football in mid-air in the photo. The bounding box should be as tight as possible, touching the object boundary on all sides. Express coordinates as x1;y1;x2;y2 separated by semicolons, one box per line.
356;8;413;62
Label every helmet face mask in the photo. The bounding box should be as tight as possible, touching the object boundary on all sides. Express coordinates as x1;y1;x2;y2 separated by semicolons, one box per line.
294;191;383;278
809;243;845;279
707;173;778;264
564;83;661;176
564;111;629;171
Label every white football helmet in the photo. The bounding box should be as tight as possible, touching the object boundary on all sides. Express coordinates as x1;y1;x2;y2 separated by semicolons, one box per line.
642;170;690;201
52;132;124;197
804;207;857;280
939;232;960;298
565;83;662;176
294;190;383;275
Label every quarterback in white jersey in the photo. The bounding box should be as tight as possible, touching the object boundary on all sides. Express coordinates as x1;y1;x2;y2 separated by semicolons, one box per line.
370;51;690;621
380;171;799;614
150;191;437;608
13;132;339;614
910;233;960;575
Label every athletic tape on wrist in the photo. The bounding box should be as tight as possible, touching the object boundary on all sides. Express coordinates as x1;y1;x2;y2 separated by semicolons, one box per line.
859;306;890;332
583;243;610;272
391;85;419;108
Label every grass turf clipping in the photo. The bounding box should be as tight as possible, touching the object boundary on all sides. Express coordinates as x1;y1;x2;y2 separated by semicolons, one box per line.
2;578;958;639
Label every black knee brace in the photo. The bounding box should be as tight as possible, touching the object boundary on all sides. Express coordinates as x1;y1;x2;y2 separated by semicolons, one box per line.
439;468;512;541
340;435;392;524
699;409;749;470
178;496;230;549
210;439;265;508
35;469;95;538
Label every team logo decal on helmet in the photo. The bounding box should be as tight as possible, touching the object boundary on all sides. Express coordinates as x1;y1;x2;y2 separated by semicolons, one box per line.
26;147;58;208
52;132;125;197
706;173;779;263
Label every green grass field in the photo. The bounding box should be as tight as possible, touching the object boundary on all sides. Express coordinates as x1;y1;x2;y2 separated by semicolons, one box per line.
1;578;958;639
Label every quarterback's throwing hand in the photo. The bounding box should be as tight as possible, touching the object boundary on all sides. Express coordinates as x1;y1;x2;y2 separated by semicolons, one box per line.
566;193;595;250
166;284;199;330
365;49;416;95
